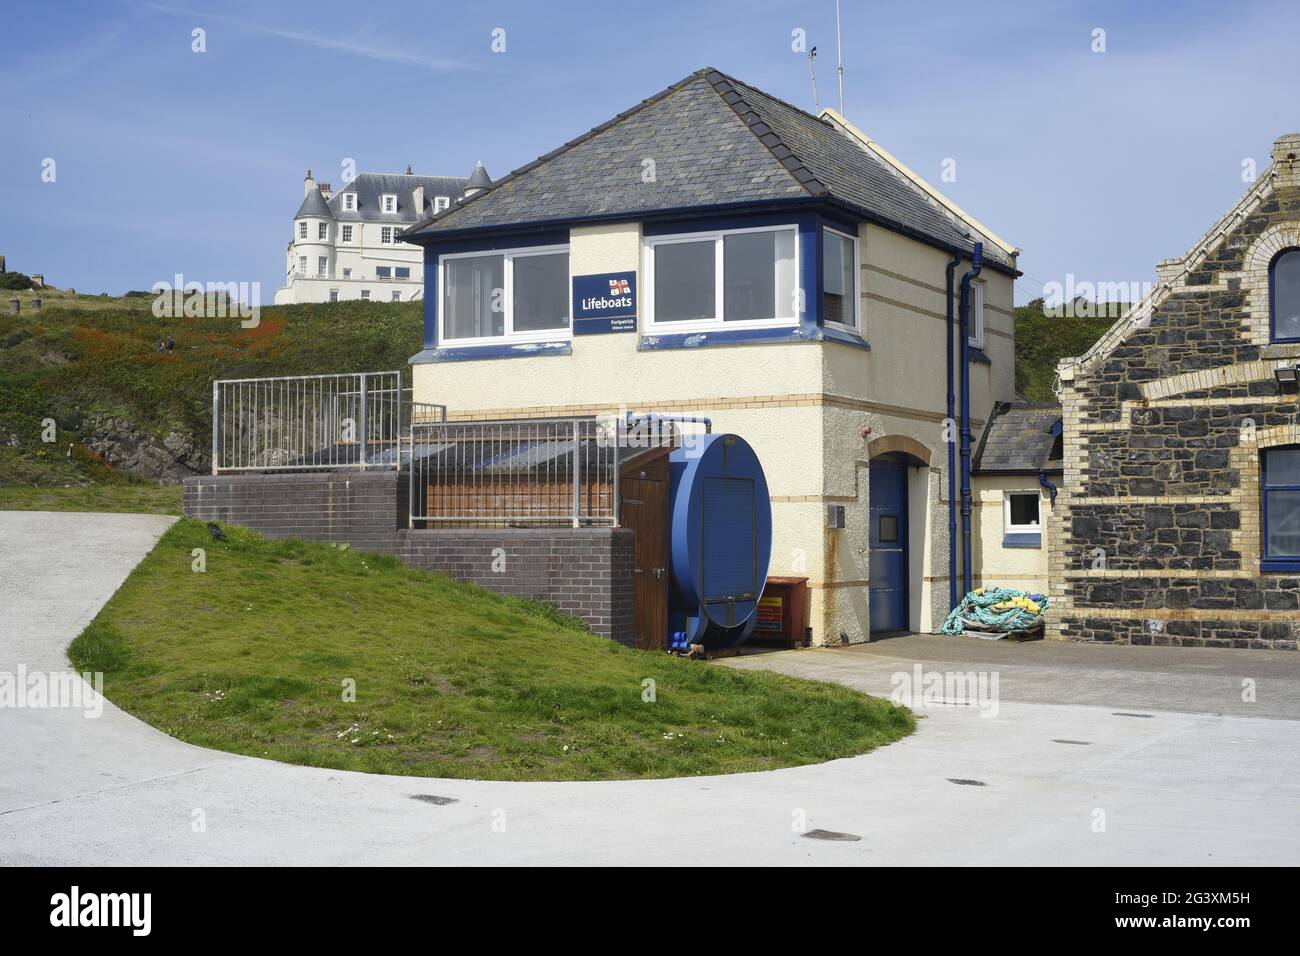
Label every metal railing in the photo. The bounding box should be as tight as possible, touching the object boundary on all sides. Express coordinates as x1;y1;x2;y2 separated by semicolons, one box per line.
408;417;620;528
211;371;405;473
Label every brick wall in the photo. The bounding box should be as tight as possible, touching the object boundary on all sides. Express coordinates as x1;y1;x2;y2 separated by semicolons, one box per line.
183;473;635;644
1051;141;1300;651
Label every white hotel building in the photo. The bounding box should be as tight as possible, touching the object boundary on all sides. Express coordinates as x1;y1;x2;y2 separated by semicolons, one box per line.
274;163;492;305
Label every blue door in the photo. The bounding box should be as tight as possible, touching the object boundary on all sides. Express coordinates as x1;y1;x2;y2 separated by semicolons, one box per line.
868;457;909;635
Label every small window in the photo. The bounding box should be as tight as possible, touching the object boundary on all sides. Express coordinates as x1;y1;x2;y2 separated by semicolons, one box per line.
823;228;858;328
381;194;397;214
968;279;985;349
645;226;797;330
376;266;391;279
391;291;401;302
341;225;352;243
1005;492;1040;532
317;256;328;277
434;196;450;212
297;221;307;240
317;222;328;240
878;514;899;543
342;268;351;279
329;289;339;303
343;193;356;212
361;289;370;301
395;266;410;280
297;256;306;276
1271;249;1300;342
381;227;394;245
441;246;570;344
1263;447;1300;563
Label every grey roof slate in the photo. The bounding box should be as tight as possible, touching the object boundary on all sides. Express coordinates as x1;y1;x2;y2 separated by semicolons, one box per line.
467;161;493;190
325;172;471;224
973;402;1063;474
403;67;1012;268
294;187;334;220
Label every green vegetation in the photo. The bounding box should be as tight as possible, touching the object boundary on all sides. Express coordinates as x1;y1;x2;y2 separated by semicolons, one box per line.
70;519;915;781
0;271;34;291
0;483;182;515
0;292;423;488
1014;298;1121;401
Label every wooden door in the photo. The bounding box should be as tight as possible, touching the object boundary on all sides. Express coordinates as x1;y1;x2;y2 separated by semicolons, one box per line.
622;474;669;650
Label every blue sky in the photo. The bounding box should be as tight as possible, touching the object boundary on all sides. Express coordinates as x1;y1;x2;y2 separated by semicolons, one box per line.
2;0;1297;304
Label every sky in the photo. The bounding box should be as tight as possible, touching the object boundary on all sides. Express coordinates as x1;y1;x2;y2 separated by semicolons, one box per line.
1;0;1297;305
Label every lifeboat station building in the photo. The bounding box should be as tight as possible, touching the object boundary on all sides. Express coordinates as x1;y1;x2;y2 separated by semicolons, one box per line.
400;67;1025;646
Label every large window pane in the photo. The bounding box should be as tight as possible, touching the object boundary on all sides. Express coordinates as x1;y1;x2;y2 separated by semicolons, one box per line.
1008;493;1040;527
444;255;503;339
654;240;715;322
724;229;796;322
513;252;569;332
1274;249;1300;340
1267;447;1300;486
1267;489;1300;556
823;230;855;327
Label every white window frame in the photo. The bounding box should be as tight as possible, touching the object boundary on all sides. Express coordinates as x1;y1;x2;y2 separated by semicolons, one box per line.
968;278;986;349
391;291;401;302
381;226;395;245
643;224;800;333
381;194;397;214
361;289;371;301
317;256;328;278
317;222;328;240
342;268;351;279
438;243;571;348
297;221;307;240
434;196;451;213
822;226;860;331
395;266;411;280
1004;491;1042;534
376;266;391;279
329;289;339;303
297;255;306;276
343;193;356;212
341;224;352;243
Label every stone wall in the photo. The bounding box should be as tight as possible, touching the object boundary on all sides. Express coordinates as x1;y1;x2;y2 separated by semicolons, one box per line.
1051;136;1300;650
183;472;636;644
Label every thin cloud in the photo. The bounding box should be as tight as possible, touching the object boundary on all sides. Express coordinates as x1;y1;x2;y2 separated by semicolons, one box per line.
131;0;474;72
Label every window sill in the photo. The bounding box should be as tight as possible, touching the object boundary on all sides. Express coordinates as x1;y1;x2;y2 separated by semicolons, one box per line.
638;323;868;351
968;346;992;365
410;341;572;364
1260;559;1300;573
1002;532;1041;548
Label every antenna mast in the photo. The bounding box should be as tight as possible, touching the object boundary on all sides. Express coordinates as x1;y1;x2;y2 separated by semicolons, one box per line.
807;46;820;113
835;0;845;115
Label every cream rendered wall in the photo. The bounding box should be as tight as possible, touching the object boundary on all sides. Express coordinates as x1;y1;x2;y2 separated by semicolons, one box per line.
971;475;1052;596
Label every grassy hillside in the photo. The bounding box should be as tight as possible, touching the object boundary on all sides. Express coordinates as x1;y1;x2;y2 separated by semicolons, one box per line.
70;519;915;780
0;292;424;489
1014;298;1121;402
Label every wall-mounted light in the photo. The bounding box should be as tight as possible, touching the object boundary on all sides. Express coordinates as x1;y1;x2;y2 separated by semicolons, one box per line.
1275;366;1298;392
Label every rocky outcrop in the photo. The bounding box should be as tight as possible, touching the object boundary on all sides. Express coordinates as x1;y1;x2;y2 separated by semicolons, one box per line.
82;416;207;483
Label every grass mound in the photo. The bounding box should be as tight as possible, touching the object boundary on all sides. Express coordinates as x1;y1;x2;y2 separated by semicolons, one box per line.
71;519;914;781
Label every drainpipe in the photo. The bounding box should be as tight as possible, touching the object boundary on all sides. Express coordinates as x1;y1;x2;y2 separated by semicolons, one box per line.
944;253;961;612
958;242;983;597
1038;470;1058;506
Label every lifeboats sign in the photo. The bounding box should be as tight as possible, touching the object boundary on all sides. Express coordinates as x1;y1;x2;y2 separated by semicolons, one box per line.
572;271;637;334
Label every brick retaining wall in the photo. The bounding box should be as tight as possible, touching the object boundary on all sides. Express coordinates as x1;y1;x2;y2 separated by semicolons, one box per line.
183;473;635;644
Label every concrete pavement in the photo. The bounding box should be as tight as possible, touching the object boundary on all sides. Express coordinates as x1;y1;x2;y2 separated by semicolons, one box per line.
1;511;1297;865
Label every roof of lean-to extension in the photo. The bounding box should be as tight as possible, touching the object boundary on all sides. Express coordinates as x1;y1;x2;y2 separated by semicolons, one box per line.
972;402;1063;475
401;67;1016;271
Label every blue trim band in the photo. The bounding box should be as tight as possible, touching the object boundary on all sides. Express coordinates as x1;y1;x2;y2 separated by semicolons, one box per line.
1261;559;1300;573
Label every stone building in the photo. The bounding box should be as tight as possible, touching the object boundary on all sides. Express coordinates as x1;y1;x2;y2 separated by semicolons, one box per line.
1052;133;1300;649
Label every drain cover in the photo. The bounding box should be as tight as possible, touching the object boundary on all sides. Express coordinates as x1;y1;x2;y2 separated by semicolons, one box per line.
802;828;862;842
409;794;458;805
947;778;987;787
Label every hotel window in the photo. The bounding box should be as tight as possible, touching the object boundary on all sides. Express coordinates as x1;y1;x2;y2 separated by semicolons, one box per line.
434;196;451;212
361;289;370;301
376;266;391;279
341;225;352;243
381;194;397;214
644;225;797;331
441;245;569;344
297;221;307;240
968;279;986;349
317;222;328;240
391;291;401;302
1271;249;1300;342
822;227;858;329
297;256;306;276
343;193;356;212
342;268;351;278
1262;447;1300;568
1004;491;1042;547
329;289;339;303
381;227;394;244
317;257;327;277
395;266;410;280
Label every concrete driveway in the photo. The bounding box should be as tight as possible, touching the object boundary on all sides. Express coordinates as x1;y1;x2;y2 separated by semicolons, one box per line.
2;510;1297;866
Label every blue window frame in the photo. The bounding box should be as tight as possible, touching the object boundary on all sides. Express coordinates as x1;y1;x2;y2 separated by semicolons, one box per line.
1269;248;1300;342
1261;446;1300;571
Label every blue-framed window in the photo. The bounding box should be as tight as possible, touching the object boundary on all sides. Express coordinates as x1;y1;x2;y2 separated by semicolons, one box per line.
1269;248;1300;342
1261;446;1300;570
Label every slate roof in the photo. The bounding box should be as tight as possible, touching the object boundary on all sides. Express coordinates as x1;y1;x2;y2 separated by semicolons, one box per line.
973;402;1063;474
325;172;471;224
403;67;1013;270
294;187;334;220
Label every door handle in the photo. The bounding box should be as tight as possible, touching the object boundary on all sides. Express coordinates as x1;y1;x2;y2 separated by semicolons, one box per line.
653;567;665;579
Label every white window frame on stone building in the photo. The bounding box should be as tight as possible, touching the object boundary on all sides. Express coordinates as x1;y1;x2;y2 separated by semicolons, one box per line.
317;222;328;240
297;256;307;276
329;289;339;303
343;193;356;212
298;221;307;239
317;256;328;278
434;196;451;213
361;289;371;301
341;225;353;243
381;227;395;245
381;194;397;214
1003;490;1041;548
